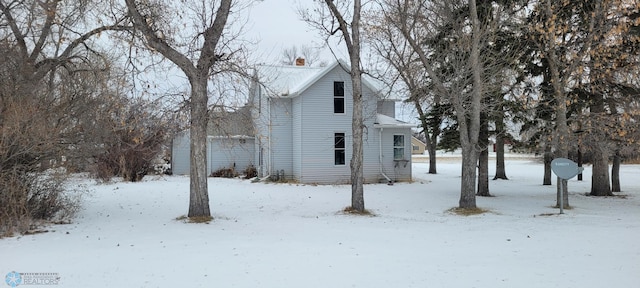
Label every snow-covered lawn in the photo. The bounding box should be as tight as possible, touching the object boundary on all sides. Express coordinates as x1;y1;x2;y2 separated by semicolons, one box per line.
3;159;639;288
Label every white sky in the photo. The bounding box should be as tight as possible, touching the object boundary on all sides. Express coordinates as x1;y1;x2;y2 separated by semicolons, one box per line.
243;0;346;64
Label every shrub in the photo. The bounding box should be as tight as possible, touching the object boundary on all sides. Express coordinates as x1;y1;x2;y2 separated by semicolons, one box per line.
211;167;238;178
243;165;257;179
90;98;169;182
0;170;81;237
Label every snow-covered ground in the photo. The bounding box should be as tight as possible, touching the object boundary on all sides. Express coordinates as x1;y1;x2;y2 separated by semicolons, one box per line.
2;158;639;288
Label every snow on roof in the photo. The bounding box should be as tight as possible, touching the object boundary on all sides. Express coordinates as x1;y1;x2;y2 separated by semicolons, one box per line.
255;60;401;100
374;114;417;128
256;64;322;97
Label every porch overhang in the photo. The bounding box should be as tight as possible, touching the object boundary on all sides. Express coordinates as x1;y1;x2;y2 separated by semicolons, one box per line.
373;114;417;129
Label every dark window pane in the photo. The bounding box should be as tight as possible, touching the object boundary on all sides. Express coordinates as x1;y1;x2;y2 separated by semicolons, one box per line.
335;150;345;165
394;135;404;147
335;133;345;148
334;98;345;113
335;133;346;165
334;81;344;96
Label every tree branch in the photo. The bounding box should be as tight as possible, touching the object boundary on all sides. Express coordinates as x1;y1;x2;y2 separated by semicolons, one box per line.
0;1;29;59
124;0;197;77
30;0;61;63
196;0;232;74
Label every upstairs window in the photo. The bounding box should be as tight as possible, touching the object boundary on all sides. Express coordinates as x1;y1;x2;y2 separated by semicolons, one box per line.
394;135;405;160
334;81;345;113
335;133;346;165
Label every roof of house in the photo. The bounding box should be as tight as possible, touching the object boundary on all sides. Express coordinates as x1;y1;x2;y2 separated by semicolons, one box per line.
255;60;400;100
374;114;417;128
207;105;254;137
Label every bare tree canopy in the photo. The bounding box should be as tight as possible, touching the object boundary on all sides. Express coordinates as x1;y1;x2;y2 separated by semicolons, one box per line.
0;0;133;234
124;0;235;218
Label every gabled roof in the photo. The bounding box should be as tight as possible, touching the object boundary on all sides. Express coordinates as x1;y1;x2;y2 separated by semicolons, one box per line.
255;60;399;100
207;105;254;137
374;114;417;128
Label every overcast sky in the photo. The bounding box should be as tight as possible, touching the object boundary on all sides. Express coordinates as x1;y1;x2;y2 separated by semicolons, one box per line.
243;0;345;65
129;0;416;122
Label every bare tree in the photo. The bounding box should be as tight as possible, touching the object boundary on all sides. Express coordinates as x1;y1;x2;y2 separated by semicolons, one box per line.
364;5;443;174
124;0;234;218
381;0;485;209
280;44;321;66
281;46;299;65
301;0;366;212
0;0;129;234
381;0;524;207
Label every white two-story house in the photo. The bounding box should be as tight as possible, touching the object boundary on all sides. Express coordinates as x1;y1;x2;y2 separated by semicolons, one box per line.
249;60;414;184
172;60;415;184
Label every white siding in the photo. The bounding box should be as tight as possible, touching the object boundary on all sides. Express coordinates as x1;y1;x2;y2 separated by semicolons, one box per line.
250;80;295;179
362;97;385;183
296;67;350;183
248;62;412;184
292;96;302;179
269;98;294;179
209;138;255;174
378;128;412;182
251;84;271;177
295;66;386;184
171;132;190;175
172;133;255;176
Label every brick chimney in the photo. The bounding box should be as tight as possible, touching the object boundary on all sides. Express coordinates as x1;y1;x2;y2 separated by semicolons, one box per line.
295;57;305;66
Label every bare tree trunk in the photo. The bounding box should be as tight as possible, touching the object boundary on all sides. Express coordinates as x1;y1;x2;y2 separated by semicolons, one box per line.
188;78;211;217
427;142;437;174
477;148;489;196
588;93;612;197
414;100;439;174
611;150;621;192
477;113;490;196
323;0;365;212
350;55;365;211
460;146;479;208
349;1;365;212
590;144;612;196
458;0;483;209
493;108;508;180
577;148;583;181
545;0;570;208
552;94;569;209
543;145;552;185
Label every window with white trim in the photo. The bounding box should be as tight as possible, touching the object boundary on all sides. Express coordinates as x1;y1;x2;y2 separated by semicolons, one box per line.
393;135;405;160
